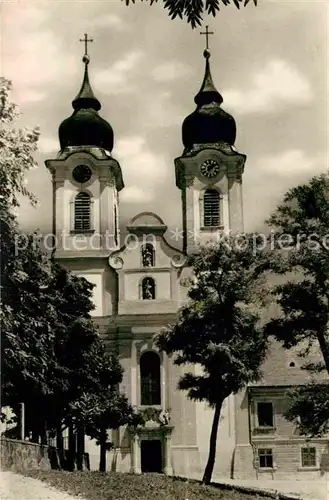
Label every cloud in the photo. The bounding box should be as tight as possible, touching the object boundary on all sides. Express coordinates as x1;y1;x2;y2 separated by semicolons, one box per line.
92;14;127;31
224;60;313;114
243;149;326;231
116;136;145;157
256;149;315;177
2;4;76;105
115;136;168;203
93;51;143;94
120;186;153;203
146;91;182;128
152;61;191;82
38;136;59;154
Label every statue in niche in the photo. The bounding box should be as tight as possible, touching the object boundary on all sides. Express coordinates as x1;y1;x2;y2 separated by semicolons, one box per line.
141;244;154;267
159;409;171;426
142;277;155;300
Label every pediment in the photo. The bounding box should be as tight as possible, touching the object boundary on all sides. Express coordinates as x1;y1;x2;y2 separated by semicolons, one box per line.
109;212;186;271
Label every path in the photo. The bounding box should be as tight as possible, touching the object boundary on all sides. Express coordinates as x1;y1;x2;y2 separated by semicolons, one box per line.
0;471;82;500
215;477;328;500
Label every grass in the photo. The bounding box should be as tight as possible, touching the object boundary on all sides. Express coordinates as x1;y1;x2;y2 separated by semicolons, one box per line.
23;470;275;500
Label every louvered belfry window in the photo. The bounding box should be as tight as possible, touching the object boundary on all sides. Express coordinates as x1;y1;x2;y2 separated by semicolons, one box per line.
203;189;220;227
74;192;91;231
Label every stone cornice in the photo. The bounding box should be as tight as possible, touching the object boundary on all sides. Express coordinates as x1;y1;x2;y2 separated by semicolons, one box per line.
175;149;246;189
45;152;124;191
92;312;176;328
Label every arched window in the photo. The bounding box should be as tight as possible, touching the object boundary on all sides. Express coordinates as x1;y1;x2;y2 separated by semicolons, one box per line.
141;277;156;300
140;351;161;406
203;189;220;227
74;192;91;231
141;243;155;267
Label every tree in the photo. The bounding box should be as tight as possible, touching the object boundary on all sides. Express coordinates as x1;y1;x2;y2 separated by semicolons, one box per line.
0;79;133;469
2;229;133;467
155;235;268;484
0;78;39;210
69;342;134;472
266;174;329;436
124;0;258;28
0;77;51;432
285;383;329;437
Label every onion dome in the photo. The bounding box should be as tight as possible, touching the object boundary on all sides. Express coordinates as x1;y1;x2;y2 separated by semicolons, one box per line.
182;49;236;150
59;54;114;152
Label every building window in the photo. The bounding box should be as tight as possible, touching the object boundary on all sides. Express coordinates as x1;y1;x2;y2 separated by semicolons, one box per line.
203;189;220;227
141;243;155;267
258;448;273;468
257;402;274;427
301;447;316;467
74;192;91;231
140;351;161;406
141;277;155;300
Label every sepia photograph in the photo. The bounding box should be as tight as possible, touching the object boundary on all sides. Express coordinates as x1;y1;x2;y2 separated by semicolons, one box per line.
0;0;328;499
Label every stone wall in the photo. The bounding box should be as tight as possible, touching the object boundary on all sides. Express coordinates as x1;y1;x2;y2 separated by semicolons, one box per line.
0;438;57;472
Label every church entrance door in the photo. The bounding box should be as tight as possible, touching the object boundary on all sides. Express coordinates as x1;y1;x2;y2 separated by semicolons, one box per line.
141;439;162;473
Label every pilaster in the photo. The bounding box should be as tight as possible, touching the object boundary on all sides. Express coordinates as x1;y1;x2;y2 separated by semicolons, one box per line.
130;432;141;473
163;432;173;475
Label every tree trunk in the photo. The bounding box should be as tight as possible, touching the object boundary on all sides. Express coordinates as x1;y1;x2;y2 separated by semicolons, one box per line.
317;327;329;375
76;425;85;471
56;423;65;469
202;399;223;485
40;420;47;445
99;427;107;472
67;423;76;471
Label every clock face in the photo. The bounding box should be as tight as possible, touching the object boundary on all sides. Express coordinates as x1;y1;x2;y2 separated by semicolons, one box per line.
72;165;92;184
200;159;220;178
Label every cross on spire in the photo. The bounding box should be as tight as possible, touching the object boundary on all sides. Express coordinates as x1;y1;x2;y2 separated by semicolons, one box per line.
200;25;214;50
79;33;93;56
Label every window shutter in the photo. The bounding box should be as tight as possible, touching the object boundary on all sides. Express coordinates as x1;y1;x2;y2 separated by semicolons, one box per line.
74;192;91;231
203;189;220;227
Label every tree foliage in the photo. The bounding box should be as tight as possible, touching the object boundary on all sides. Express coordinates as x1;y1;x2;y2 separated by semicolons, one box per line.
0;78;39;209
266;174;329;436
124;0;258;28
285;384;329;437
155;236;268;484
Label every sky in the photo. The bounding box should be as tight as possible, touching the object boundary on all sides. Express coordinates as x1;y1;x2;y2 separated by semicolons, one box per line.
1;0;328;237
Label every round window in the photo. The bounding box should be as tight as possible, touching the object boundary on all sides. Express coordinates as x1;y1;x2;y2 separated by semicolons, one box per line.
72;165;92;184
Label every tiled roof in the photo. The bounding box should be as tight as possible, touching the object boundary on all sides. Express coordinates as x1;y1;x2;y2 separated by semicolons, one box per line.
252;339;328;387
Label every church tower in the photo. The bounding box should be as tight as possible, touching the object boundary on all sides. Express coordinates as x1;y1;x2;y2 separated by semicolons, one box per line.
45;36;123;316
175;33;246;254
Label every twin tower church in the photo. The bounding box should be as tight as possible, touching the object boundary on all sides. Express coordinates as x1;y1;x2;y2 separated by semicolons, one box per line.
45;34;326;479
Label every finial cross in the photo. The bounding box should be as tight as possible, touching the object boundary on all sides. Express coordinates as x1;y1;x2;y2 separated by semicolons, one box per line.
79;33;93;56
200;25;214;50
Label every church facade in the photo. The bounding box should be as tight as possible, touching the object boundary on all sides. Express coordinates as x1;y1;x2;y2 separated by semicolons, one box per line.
45;43;328;480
